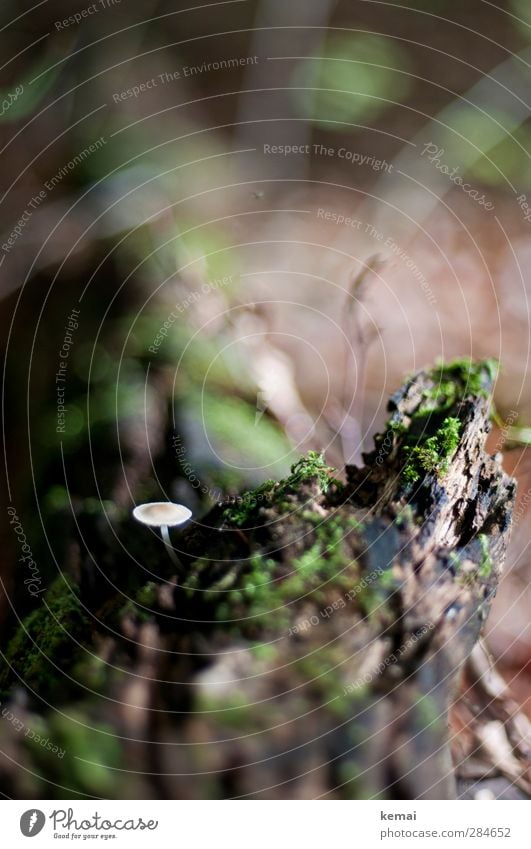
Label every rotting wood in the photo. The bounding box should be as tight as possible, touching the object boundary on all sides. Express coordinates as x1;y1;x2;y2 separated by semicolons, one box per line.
0;360;521;800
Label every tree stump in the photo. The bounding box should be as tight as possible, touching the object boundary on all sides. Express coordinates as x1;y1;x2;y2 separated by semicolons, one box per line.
0;360;520;799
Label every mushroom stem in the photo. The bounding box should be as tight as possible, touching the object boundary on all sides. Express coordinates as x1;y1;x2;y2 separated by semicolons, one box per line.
160;524;181;568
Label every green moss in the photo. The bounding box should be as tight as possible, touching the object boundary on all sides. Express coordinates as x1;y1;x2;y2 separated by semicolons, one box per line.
434;356;497;391
478;534;493;578
281;451;338;494
382;360;495;486
388;418;407;433
118;580;160;624
411;358;497;420
135;581;157;607
356;568;397;621
196;690;261;732
0;578;90;697
455;536;494;586
249;642;278;663
301;509;325;524
403;416;461;484
395;509;420;530
224;451;339;527
218;549;314;628
224;479;276;526
456;570;477;589
214;514;357;632
73;652;110;692
448;551;462;571
375;568;397;591
293;649;350;710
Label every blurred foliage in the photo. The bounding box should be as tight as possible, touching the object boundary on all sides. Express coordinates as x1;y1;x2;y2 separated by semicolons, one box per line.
291;33;411;128
384;0;453;7
509;0;531;38
468;122;531;186
437;101;531;188
187;389;294;478
26;710;123;798
0;49;64;123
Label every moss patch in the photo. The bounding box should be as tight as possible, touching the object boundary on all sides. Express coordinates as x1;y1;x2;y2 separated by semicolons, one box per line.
478;533;493;578
224;451;339;527
402;416;461;484
0;578;90;699
376;359;496;488
215;514;358;632
418;358;498;414
397;359;497;485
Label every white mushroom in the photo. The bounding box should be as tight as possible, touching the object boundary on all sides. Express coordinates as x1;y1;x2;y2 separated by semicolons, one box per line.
132;502;192;567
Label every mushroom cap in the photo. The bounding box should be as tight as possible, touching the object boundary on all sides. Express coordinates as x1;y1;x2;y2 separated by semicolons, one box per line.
132;502;192;528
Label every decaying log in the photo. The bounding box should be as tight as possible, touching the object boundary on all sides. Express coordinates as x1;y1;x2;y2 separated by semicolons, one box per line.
0;360;521;799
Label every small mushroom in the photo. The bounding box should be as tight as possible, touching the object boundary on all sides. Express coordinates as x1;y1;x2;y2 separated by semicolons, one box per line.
132;501;192;567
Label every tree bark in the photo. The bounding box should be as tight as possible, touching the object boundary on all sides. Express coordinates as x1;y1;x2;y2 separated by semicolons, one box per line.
0;360;519;799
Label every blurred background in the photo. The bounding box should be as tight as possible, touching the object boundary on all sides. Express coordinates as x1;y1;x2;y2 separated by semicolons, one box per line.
1;0;530;794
